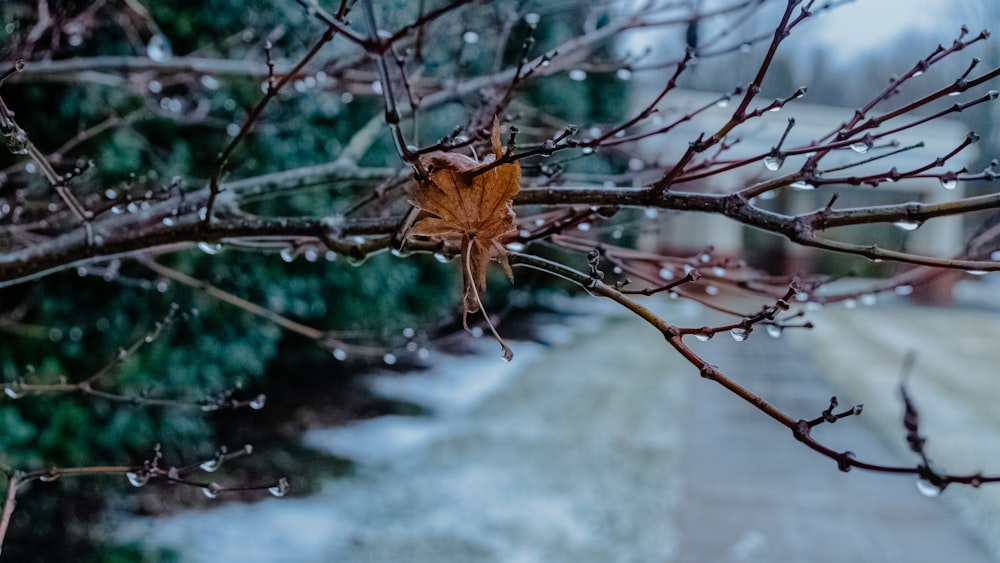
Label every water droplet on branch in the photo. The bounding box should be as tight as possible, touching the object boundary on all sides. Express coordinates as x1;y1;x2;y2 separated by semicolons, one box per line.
248;394;266;410
146;34;173;62
202;483;221;499
268;477;290;498
197;242;222;255
763;155;783;171
730;327;749;342
126;471;150;488
916;478;943;498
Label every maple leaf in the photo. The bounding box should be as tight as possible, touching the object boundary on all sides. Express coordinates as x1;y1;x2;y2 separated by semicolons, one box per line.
408;119;521;360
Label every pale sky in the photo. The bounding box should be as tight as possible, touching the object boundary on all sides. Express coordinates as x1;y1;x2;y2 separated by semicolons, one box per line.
801;0;961;64
623;0;973;67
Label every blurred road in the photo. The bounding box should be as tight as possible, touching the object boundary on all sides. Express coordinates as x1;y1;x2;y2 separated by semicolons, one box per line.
114;293;1000;562
678;325;995;562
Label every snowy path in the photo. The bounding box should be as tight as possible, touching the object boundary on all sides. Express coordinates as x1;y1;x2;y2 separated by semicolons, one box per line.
113;299;996;562
114;309;690;562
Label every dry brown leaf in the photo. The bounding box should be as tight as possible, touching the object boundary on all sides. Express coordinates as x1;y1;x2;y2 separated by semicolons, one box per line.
408;119;521;360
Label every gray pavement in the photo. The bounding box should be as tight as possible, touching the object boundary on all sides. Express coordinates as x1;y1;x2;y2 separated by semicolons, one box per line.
676;332;994;562
115;300;1000;562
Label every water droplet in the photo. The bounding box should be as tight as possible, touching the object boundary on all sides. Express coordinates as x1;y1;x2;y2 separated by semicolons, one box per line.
843;298;857;309
500;344;514;362
628;158;645;171
433;253;452;263
849;141;870;154
162;217;176;226
705;285;719;295
200;75;220;90
658;268;674;280
268;477;290;498
505;242;525;252
249;394;266;410
402;327;416;338
383;353;397;365
39;472;60;483
462;31;479;44
940;178;958;190
859;293;877;306
766;325;783;339
739;42;752;53
730;327;749;342
126;471;149;488
966;270;988;276
279;246;296;263
711;266;727;277
763;155;783;171
146;33;173;62
371;80;383;95
202;483;221;499
226;123;241;137
4;386;21;399
577;223;590;232
716;98;729;108
524;12;540;26
894;285;914;296
198;207;209;221
197;241;222;255
581;146;595;155
893;221;921;232
200;457;223;473
616;68;632;81
418;347;430;360
332;348;347;361
694;333;712;342
568;69;587;81
790;181;815;191
916;478;943;498
644;208;659;219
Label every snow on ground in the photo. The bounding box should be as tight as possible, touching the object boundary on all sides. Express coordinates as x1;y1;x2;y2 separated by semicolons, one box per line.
112;306;687;562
